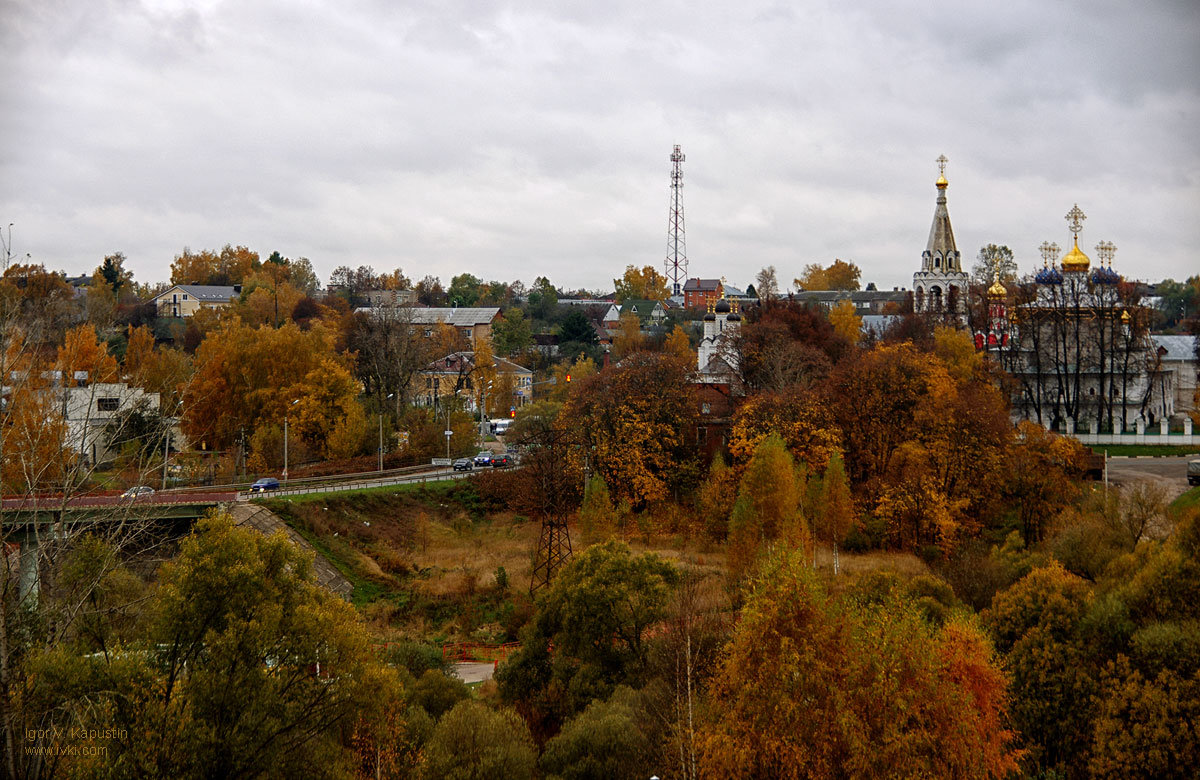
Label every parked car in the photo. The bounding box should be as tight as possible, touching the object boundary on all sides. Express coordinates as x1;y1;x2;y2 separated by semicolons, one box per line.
1189;459;1200;486
121;486;155;499
453;458;474;471
473;451;493;466
250;477;280;493
491;454;512;468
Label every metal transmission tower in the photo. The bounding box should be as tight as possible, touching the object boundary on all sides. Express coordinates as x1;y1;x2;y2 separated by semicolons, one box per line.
526;425;578;592
665;144;688;297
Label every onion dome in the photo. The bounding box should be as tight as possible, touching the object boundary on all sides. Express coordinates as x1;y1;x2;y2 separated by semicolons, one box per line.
1060;239;1090;272
1035;264;1063;285
726;310;742;322
714;297;731;314
1091;263;1120;285
1120;309;1131;325
987;272;1007;298
936;175;948;189
703;299;716;321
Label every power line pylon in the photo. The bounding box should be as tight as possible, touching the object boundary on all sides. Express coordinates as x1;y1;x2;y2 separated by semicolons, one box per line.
665;144;688;297
522;424;578;593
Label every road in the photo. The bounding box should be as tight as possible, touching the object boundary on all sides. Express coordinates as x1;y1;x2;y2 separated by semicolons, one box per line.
1103;456;1196;501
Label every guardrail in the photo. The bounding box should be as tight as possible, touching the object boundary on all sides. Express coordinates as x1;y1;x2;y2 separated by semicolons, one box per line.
236;468;473;501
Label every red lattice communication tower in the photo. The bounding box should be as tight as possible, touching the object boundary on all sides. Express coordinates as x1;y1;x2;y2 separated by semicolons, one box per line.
665;144;688;297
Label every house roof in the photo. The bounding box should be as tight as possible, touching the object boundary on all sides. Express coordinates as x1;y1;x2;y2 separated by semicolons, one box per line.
407;307;501;327
154;284;240;302
1152;334;1197;362
683;278;722;292
619;299;665;317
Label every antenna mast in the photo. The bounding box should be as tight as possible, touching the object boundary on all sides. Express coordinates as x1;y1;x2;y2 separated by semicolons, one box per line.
665;145;688;297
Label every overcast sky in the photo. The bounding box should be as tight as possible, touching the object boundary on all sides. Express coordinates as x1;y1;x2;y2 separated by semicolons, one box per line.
2;0;1197;294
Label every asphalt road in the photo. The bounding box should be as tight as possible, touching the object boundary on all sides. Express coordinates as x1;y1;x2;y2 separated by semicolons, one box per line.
1103;456;1196;501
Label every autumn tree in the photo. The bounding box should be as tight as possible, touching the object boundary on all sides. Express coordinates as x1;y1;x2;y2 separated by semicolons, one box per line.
579;475;614;541
727;434;806;582
816;451;856;575
1002;422;1087;546
734;299;847;391
169;244;260;286
527;276;559;322
794;258;861;291
728;387;841;473
663;323;694;363
563;352;698;509
698;550;1021;779
184;320;366;460
613;264;670;303
695;454;738;541
56;322;119;385
611;312;645;359
827;299;861;343
343;307;428;411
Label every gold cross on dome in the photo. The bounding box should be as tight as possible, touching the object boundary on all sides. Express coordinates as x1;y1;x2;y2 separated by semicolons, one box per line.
936;155;948;176
1065;204;1087;238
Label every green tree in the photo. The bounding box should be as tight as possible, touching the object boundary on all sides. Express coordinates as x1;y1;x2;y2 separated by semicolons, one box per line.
421;701;537;780
540;688;652;780
695;454;737;541
498;541;678;735
984;562;1097;775
527;276;559;321
492;306;533;356
448;272;483;306
579;475;614;541
28;512;402;778
558;309;597;347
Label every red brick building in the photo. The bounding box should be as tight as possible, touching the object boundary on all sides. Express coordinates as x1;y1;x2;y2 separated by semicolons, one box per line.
682;278;723;310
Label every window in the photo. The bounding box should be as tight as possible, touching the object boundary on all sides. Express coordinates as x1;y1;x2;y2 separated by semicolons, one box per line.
182;293;188;300
424;329;432;338
464;328;473;339
97;398;120;412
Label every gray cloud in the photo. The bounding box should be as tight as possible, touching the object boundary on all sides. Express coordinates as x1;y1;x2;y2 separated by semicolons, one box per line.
2;0;1197;294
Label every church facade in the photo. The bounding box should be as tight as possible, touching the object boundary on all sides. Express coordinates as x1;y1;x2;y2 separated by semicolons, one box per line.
912;155;969;316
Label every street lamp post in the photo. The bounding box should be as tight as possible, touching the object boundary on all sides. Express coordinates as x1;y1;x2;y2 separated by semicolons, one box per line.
283;398;299;482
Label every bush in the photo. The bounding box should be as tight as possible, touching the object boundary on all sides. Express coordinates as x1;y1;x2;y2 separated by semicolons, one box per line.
383;640;448;678
411;669;471;719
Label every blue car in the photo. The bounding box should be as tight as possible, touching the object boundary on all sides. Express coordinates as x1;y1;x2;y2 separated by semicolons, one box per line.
250;477;280;493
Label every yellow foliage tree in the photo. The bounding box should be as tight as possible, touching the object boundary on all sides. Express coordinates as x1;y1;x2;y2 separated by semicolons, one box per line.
613;265;670;303
663;324;694;364
612;313;645;360
827;299;861;344
728;434;806;582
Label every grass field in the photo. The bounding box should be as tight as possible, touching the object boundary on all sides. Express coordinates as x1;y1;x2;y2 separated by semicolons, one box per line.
256;478;930;644
1170;485;1200;515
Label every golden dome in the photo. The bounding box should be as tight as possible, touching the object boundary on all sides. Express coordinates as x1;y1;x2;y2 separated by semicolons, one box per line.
987;273;1007;298
1120;309;1131;324
936;175;948;189
1060;238;1090;271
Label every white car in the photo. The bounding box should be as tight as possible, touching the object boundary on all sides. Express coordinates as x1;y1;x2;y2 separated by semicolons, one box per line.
121;486;156;499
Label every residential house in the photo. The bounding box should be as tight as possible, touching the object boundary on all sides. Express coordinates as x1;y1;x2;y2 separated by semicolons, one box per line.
1151;335;1198;419
418;351;534;411
153;284;240;317
404;307;501;347
683;278;723;310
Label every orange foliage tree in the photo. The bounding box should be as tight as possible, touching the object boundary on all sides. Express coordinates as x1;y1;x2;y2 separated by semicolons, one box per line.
183;320;365;460
698;551;1021;779
56;324;119;386
563;352;697;510
728;387;841;473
